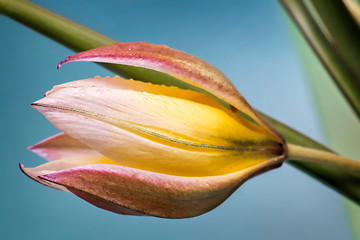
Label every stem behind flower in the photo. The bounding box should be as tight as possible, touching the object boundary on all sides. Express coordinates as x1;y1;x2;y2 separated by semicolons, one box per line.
0;0;116;50
287;143;360;174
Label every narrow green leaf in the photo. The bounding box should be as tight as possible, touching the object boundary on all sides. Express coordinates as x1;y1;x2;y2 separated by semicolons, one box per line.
280;0;360;119
284;5;360;237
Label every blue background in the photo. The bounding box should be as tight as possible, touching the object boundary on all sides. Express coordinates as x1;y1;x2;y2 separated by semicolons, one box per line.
0;0;352;239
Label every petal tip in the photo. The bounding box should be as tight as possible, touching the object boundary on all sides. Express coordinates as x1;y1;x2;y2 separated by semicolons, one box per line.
19;162;36;181
27;144;35;151
57;59;67;69
19;162;25;172
19;162;33;179
57;55;76;69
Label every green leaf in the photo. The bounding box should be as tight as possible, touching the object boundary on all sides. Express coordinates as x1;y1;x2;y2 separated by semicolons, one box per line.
283;3;360;237
280;0;360;119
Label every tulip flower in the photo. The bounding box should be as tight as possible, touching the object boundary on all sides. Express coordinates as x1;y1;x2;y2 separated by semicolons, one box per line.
21;42;288;218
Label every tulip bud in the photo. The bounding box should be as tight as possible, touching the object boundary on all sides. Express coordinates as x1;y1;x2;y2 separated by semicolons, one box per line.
22;42;286;218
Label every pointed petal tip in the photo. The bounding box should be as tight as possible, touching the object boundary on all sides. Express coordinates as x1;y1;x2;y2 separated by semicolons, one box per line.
27;133;99;162
58;54;86;69
19;162;35;179
27;137;50;158
30;102;43;113
30;102;49;112
27;138;46;151
19;162;24;172
19;163;38;181
57;59;67;69
27;143;48;160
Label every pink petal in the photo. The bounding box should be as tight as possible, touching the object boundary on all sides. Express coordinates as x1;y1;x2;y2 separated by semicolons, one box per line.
23;159;282;218
28;132;100;161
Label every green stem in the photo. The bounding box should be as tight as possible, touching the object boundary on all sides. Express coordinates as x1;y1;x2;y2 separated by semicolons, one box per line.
287;143;360;173
1;0;360;204
261;114;360;205
280;0;360;119
0;0;116;50
0;0;141;79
